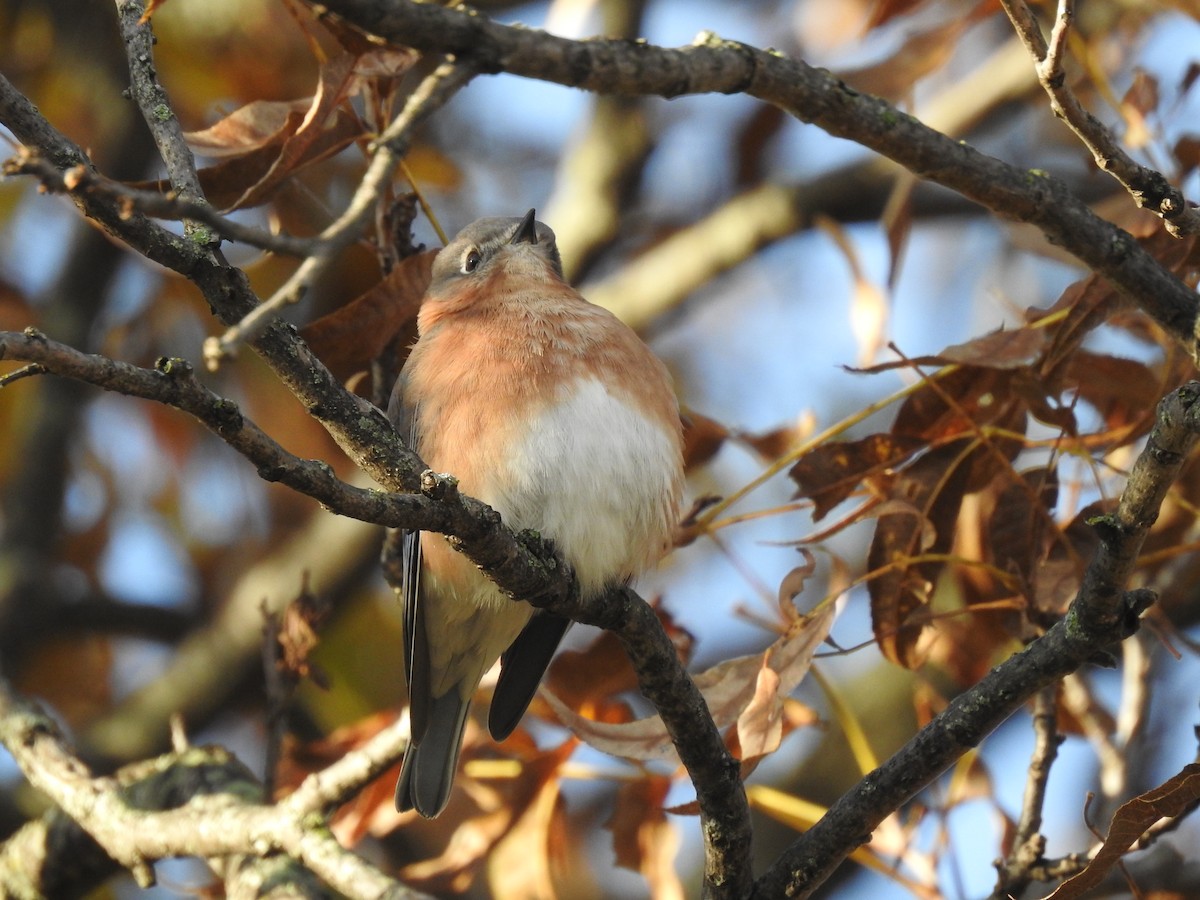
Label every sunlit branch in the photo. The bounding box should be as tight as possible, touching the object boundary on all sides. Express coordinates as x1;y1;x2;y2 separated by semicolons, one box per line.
999;0;1200;237
0;676;425;897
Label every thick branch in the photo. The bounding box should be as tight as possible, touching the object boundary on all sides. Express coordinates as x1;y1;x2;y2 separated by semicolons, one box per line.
0;678;424;898
0;328;751;894
313;0;1200;362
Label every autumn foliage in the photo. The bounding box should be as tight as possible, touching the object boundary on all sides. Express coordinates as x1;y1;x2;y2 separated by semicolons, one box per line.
3;0;1200;898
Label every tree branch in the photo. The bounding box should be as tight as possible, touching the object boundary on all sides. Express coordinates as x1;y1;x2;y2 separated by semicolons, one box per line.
0;327;752;895
999;0;1200;237
0;677;426;897
313;0;1200;362
3;148;321;256
991;685;1062;898
753;382;1200;897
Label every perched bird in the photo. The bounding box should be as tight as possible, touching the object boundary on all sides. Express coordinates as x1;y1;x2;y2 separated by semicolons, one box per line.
390;210;684;817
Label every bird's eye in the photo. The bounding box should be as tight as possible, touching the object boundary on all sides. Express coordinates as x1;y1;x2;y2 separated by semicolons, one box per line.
462;248;482;274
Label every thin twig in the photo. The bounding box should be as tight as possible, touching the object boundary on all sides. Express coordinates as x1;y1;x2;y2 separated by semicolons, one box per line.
202;59;475;368
2;149;320;256
0;362;46;387
991;685;1062;898
1000;0;1200;236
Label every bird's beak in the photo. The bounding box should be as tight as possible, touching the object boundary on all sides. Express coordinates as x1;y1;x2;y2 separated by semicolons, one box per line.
510;209;538;246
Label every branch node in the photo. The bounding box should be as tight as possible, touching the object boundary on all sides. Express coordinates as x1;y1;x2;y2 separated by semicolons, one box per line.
154;356;192;378
1119;588;1156;636
420;469;458;500
0;363;47;387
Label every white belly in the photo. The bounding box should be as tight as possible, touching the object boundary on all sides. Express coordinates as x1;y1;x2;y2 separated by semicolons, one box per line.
493;378;680;596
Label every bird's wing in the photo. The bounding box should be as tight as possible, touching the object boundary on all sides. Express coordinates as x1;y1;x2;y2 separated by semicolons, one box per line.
488;611;571;740
387;373;430;746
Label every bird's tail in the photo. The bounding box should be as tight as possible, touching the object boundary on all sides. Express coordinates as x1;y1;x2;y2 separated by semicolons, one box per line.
395;688;472;818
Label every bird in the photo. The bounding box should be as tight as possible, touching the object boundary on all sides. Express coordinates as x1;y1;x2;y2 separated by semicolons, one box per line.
389;209;684;817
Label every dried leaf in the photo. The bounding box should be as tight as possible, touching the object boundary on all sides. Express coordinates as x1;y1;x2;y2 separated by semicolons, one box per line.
1033;500;1109;617
731;664;784;763
542;600;836;763
608;777;684;900
735;103;786;187
790;433;925;521
275;579;333;687
157;53;365;210
185;99;314;158
487;754;569;900
1174;134;1200;175
1047;764;1200;898
1062;351;1162;436
867;439;979;667
892;367;1015;443
403;740;574;893
1121;68;1159;149
299;249;436;382
817;216;889;366
850;277;889;367
863;0;929;30
542;604;691;728
938;327;1050;369
882;173;915;289
841;19;966;100
988;466;1058;602
681;410;729;471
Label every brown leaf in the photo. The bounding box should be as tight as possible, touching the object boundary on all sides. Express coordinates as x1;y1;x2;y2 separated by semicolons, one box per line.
403;739;574;894
487;750;571;900
681;410;729;471
841;19;966;101
735;103;786;188
1032;500;1109;619
1121;68;1159;149
543;604;691;715
1174;134;1200;175
988;466;1058;603
607;776;684;900
299;249;436;382
1061;351;1162;437
156;52;365;210
867;438;979;667
16;637;112;727
816;216;889;365
938;327;1050;369
882;173;916;289
790;433;925;521
1047;764;1200;898
275;578;333;687
863;0;929;30
740;420;810;461
892;367;1016;443
730;664;784;763
185;99;314;159
542;599;835;763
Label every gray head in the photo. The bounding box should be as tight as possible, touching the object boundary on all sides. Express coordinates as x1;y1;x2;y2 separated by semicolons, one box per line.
427;210;564;297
